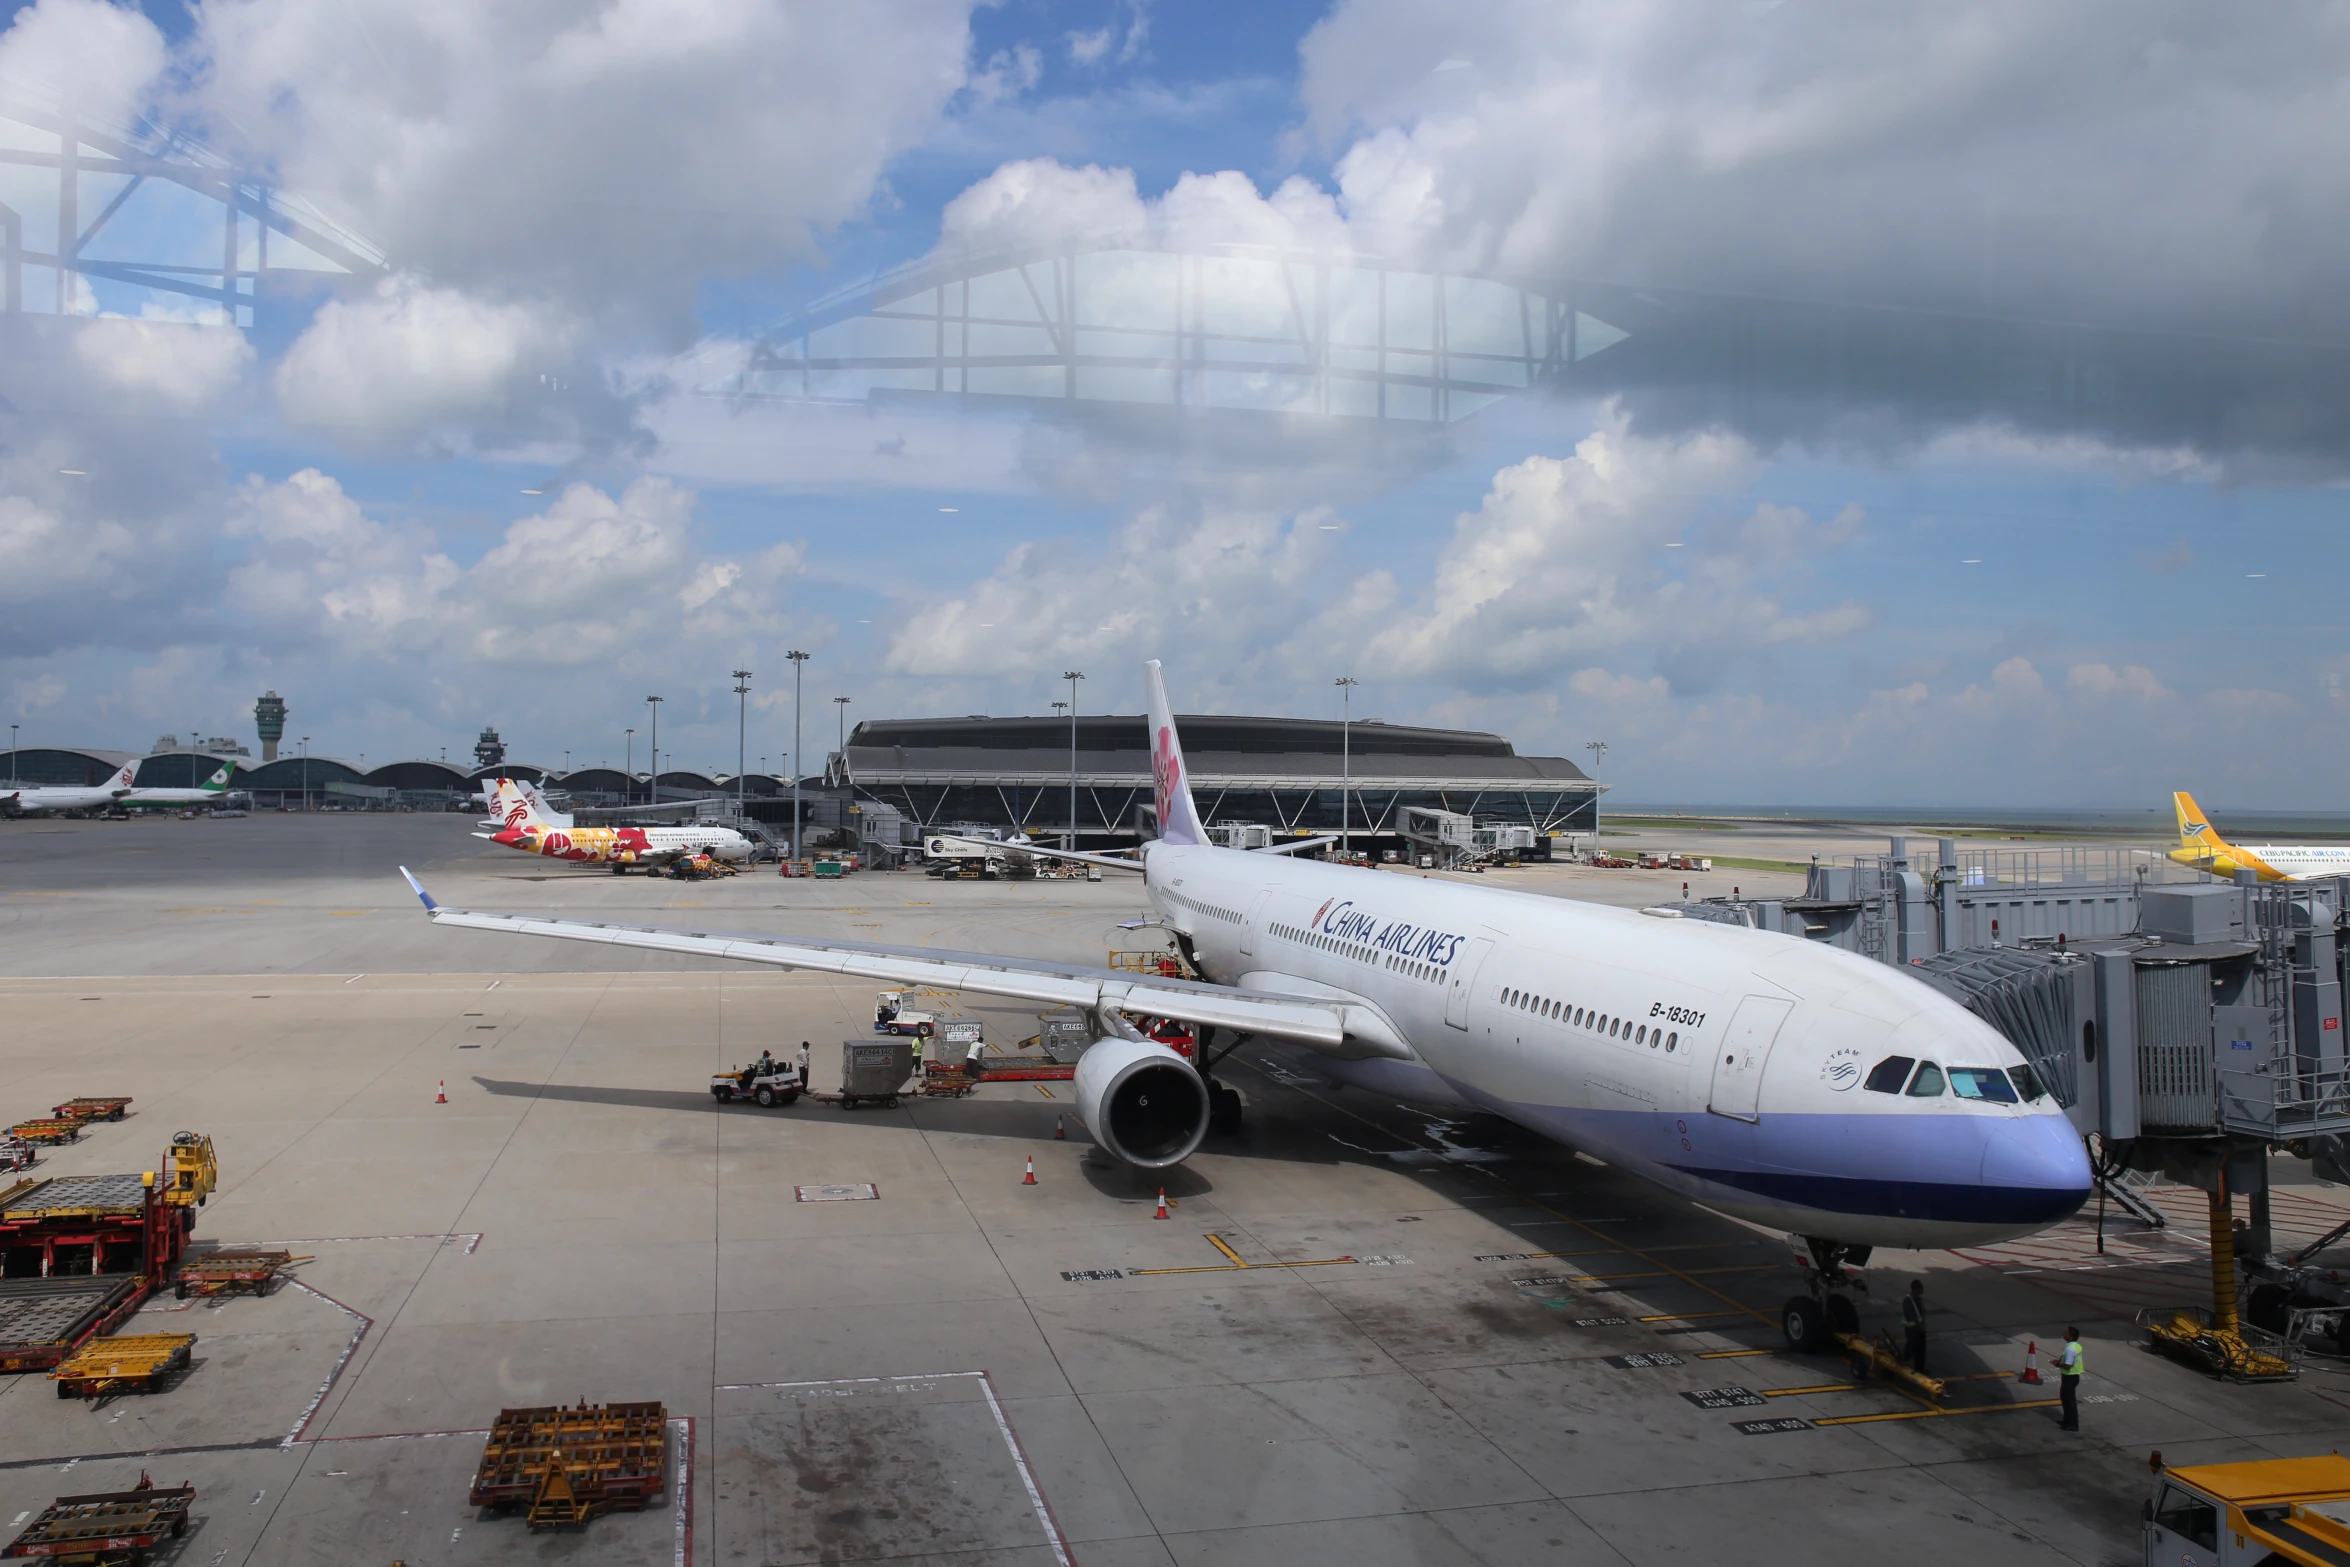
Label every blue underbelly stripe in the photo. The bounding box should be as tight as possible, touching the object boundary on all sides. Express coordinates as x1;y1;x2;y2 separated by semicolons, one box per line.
1666;1164;2090;1226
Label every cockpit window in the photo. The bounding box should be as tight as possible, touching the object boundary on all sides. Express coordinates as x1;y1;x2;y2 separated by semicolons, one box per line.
1863;1056;1915;1094
1948;1067;2019;1103
1906;1062;1946;1097
2009;1063;2046;1103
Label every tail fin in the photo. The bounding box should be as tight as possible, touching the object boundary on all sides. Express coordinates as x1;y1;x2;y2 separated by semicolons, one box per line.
491;777;546;833
515;778;571;829
200;759;238;792
107;760;138;793
1143;660;1204;847
2174;791;2224;853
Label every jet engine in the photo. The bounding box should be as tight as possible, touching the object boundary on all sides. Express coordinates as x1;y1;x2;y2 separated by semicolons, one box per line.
1072;1037;1209;1168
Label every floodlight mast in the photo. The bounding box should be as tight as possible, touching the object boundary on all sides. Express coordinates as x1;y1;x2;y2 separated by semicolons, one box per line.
1063;671;1084;850
786;651;810;858
1335;677;1360;856
645;697;663;807
733;669;752;818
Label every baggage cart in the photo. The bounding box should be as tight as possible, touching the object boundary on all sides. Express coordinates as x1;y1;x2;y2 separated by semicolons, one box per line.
174;1249;295;1299
470;1400;667;1527
837;1041;913;1108
48;1334;195;1399
50;1098;130;1125
8;1121;79;1147
1;1480;194;1563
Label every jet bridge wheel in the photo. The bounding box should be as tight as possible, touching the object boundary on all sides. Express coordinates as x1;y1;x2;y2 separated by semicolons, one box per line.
1782;1296;1832;1354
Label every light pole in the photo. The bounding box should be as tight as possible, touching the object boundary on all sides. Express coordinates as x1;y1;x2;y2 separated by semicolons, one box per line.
1063;671;1084;849
8;723;16;783
1585;740;1607;779
733;669;753;820
1335;677;1359;857
624;728;634;801
563;749;571;775
833;696;851;761
645;696;662;806
300;736;310;812
786;650;809;858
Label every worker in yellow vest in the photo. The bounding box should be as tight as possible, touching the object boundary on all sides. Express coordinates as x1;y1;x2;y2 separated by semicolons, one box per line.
2056;1326;2084;1430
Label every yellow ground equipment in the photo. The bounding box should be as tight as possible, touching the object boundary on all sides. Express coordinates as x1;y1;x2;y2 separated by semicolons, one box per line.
8;1119;81;1146
51;1096;131;1124
2145;1453;2350;1565
174;1249;297;1300
3;1478;194;1563
1834;1330;1949;1403
2143;1186;2296;1381
48;1333;195;1399
469;1400;667;1527
161;1133;214;1210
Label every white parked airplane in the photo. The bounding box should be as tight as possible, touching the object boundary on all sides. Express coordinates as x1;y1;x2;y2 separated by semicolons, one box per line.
403;662;2090;1349
120;758;243;808
1;759;138;815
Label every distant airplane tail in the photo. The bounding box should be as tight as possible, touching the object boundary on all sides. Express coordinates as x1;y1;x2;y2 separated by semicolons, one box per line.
1144;659;1204;847
491;778;548;833
516;778;571;829
200;759;238;792
107;760;138;794
2168;789;2281;881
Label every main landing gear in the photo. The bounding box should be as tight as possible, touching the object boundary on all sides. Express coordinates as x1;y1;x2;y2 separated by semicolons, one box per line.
1194;1027;1248;1136
1781;1236;1869;1353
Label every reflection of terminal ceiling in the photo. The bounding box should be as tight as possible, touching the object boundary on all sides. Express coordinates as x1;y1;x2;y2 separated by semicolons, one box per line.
0;88;383;324
724;245;1632;424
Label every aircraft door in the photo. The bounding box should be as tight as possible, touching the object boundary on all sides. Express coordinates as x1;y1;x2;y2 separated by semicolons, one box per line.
1445;939;1494;1029
1240;893;1270;957
1707;995;1794;1121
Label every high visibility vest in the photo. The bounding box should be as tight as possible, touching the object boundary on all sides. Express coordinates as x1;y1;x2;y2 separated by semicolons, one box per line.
1902;1296;1925;1328
2058;1340;2084;1377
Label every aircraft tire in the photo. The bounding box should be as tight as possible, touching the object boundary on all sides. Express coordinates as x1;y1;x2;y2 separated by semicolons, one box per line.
1208;1081;1244;1135
1782;1296;1829;1354
1826;1294;1859;1338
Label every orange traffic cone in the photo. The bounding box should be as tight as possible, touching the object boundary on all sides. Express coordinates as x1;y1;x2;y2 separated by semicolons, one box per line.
1022;1157;1037;1185
1054;1115;1066;1140
1153;1189;1170;1220
435;1080;447;1105
2019;1340;2042;1384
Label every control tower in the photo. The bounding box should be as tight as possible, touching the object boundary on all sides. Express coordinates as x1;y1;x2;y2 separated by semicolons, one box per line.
474;726;506;770
254;692;287;762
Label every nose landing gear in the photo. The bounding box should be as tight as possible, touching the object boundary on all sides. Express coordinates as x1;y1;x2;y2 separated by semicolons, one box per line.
1781;1236;1868;1353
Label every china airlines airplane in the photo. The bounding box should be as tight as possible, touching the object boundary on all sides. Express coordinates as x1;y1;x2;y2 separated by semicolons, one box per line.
405;664;2089;1349
1;759;138;814
475;778;750;871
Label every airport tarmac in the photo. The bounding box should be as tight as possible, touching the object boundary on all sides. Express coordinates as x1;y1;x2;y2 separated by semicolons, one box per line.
0;812;2337;1565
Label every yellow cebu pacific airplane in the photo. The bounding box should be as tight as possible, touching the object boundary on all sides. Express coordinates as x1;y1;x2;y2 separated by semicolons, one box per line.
2169;791;2350;881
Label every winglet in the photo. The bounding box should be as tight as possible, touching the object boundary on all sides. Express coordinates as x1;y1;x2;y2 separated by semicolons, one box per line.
398;866;439;912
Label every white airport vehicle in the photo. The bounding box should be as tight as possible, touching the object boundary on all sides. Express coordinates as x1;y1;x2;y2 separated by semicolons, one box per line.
922;827;1036;879
119;758;243;809
0;759;138;815
476;778;750;870
402;661;2091;1349
873;990;939;1036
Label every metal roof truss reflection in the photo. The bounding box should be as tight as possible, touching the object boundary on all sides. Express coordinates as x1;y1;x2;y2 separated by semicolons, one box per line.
0;91;384;323
731;245;1631;424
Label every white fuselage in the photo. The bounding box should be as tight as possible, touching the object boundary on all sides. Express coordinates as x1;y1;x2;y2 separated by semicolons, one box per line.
3;784;130;813
2246;845;2350;880
1146;842;2090;1250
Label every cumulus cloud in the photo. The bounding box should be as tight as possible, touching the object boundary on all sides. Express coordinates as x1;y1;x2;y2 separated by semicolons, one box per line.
224;471;802;674
886;412;1870;705
73;318;254;413
185;0;978;332
0;0;166;134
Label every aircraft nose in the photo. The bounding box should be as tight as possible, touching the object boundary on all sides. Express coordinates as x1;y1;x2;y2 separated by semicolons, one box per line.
1979;1112;2093;1221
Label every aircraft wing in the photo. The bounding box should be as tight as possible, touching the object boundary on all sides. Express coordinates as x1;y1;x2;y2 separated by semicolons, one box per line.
397;868;1343;1047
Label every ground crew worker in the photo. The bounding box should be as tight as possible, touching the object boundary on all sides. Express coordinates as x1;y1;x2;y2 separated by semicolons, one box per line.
1901;1279;1928;1372
754;1049;775;1081
797;1041;811;1088
2057;1326;2084;1429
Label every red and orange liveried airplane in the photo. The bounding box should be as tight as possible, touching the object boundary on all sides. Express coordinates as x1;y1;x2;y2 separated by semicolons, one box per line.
477;779;751;872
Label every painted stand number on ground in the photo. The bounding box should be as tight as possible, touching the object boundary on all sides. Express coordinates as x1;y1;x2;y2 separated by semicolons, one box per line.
1061;1270;1123;1282
1572;1316;1630;1328
1733;1417;1812;1435
1606;1352;1683;1369
1681;1387;1768;1409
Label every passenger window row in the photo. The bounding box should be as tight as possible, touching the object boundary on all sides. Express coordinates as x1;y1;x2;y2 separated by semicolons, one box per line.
1500;986;1678;1053
1269;923;1443;983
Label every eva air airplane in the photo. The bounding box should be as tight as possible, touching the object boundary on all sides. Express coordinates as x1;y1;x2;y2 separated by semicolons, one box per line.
120;758;243;809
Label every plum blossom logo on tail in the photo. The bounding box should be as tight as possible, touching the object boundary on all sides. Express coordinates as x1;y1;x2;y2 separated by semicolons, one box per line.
1154;724;1198;843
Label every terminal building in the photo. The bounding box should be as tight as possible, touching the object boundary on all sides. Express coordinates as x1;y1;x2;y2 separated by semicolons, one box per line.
836;713;1601;853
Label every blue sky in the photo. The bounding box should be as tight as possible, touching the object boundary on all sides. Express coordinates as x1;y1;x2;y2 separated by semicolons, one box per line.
1;0;2344;806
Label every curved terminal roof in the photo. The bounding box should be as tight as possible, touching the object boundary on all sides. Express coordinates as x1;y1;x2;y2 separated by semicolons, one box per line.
720;240;1630;425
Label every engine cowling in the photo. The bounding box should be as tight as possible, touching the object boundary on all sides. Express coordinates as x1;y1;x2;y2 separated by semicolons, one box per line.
1073;1036;1209;1168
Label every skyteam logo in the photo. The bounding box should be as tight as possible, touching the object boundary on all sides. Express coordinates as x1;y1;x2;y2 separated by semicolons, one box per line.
1315;899;1468;966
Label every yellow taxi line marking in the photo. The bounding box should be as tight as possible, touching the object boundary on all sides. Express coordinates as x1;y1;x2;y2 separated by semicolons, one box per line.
1128;1233;1360;1277
1813;1399;2062;1426
1767;1384;1859;1397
